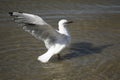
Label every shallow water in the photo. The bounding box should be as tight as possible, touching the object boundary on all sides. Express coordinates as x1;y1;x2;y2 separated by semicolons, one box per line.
0;0;120;80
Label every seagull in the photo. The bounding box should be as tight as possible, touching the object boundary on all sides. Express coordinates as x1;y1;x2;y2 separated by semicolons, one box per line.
9;12;72;63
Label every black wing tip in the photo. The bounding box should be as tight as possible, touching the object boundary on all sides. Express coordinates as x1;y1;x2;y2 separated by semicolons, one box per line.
9;11;23;16
9;12;13;16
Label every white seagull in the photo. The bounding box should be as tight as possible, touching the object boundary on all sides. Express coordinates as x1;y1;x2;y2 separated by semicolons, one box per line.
9;12;72;63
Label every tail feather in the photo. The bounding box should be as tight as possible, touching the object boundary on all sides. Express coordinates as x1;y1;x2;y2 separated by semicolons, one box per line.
38;52;54;63
38;45;56;63
38;44;66;63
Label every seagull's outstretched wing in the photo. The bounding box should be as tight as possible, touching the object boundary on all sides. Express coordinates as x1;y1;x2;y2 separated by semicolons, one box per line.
9;12;65;46
9;12;48;25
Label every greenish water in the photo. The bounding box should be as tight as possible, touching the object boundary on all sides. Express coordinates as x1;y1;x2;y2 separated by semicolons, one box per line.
0;0;120;80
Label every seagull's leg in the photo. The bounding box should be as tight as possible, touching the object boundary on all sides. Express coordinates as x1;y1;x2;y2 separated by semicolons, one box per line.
57;54;61;60
54;44;66;60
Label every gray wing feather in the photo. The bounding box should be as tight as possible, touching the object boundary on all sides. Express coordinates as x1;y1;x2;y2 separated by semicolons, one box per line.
24;24;60;41
9;12;48;25
9;12;65;44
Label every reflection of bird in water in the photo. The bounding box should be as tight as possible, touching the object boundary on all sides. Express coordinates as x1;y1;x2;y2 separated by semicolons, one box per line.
9;12;72;63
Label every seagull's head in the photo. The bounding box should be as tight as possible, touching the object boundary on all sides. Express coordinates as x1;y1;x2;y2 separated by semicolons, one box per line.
58;19;73;26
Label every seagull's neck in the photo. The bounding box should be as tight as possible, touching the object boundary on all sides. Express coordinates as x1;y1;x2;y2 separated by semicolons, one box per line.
58;24;70;36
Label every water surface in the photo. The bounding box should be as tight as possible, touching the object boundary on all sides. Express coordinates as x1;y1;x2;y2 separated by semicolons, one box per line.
0;0;120;80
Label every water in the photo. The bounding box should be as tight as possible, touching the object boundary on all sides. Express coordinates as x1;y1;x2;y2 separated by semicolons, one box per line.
0;0;120;80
